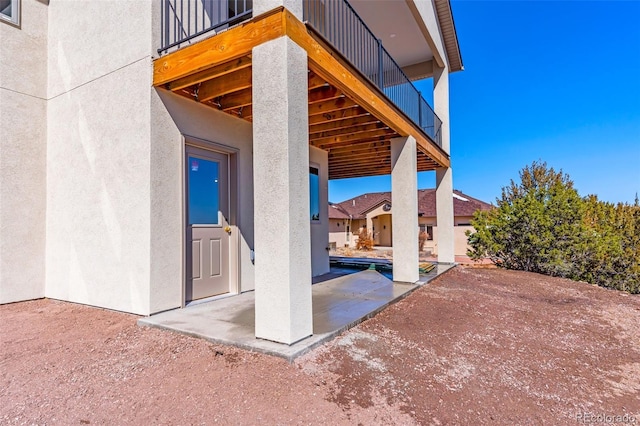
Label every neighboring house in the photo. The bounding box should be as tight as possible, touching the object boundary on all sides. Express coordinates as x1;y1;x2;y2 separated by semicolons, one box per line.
0;0;462;345
329;189;492;256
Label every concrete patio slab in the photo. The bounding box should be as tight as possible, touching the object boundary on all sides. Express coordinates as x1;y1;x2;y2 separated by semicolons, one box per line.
139;267;453;361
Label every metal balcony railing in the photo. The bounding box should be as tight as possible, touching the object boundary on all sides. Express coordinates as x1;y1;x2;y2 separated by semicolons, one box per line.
303;0;442;148
159;0;253;54
158;1;442;148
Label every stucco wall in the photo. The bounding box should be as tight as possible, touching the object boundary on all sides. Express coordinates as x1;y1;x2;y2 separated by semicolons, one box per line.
310;146;329;276
419;218;473;257
0;0;49;303
155;90;255;296
44;0;154;314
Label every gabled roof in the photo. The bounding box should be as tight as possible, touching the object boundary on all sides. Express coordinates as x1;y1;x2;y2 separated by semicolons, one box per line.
328;189;492;220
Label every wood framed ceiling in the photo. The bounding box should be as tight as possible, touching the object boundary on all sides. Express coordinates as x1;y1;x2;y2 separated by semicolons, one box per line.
154;8;447;180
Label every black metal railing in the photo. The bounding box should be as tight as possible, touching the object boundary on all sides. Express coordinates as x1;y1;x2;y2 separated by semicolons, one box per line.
303;0;442;148
159;0;253;54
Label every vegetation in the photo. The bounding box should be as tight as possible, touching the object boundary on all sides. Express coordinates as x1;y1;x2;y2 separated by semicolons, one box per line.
356;229;374;251
467;161;639;293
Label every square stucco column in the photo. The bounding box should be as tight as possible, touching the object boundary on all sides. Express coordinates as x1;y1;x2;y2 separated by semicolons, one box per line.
252;36;312;345
391;136;419;283
434;65;455;263
436;167;455;263
253;0;302;19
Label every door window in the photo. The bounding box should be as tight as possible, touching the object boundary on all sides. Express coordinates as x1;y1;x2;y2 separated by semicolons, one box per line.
188;156;220;225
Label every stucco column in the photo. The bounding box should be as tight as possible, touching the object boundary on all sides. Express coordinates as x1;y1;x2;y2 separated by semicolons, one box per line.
391;136;419;283
433;65;450;154
436;167;455;263
253;0;302;19
252;36;312;344
434;64;455;263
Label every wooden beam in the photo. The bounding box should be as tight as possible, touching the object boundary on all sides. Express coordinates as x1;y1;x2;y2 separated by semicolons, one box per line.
315;135;393;151
308;72;329;90
309;115;380;134
329;163;391;174
308;96;358;116
308;106;370;125
310;122;389;141
308;86;343;104
329;153;391;165
282;10;450;168
327;140;389;155
166;56;252;91
197;67;252;103
330;168;389;179
312;129;396;148
153;8;284;86
219;88;252;111
329;147;391;160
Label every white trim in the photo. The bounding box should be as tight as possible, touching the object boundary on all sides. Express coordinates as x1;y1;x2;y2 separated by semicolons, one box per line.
0;0;20;26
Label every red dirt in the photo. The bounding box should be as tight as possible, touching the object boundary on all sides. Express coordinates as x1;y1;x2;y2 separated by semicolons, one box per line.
2;268;639;425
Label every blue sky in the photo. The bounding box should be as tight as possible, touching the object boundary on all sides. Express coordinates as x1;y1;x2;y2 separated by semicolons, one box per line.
329;0;640;205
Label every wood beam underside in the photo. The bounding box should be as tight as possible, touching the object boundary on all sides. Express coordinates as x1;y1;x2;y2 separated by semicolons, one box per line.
153;8;449;179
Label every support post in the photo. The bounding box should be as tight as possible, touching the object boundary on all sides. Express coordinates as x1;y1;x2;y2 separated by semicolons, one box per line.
391;136;419;283
252;36;312;344
433;64;455;263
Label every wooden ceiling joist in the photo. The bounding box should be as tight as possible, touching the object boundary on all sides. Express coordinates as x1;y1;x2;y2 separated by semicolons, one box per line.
153;7;450;181
308;107;370;125
197;67;252;103
309;114;380;134
167;57;252;92
310;122;390;142
218;88;252;111
312;129;396;148
308;96;358;116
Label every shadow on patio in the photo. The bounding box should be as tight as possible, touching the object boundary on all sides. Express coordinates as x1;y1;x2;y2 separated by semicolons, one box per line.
139;265;454;361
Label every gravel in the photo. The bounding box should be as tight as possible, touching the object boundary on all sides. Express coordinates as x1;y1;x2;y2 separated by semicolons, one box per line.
2;268;638;424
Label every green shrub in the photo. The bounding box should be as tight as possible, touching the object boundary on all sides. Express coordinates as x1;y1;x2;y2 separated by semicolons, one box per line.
467;161;639;293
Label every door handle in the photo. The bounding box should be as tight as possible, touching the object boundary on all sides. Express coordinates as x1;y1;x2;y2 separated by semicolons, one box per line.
224;226;231;235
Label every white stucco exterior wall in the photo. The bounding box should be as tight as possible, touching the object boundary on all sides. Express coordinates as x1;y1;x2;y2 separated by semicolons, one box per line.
391;136;419;283
252;36;312;344
0;0;49;303
155;90;256;298
44;0;155;314
310;145;330;276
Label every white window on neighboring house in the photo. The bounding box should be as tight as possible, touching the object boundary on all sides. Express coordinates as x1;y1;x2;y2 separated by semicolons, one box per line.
0;0;19;26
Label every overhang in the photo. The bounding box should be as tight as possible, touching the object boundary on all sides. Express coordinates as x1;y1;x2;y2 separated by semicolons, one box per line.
153;8;450;180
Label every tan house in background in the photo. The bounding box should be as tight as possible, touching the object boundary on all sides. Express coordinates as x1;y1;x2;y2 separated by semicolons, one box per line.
329;189;492;256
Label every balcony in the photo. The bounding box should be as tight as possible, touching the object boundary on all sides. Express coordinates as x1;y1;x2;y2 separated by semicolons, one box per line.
155;1;449;179
302;0;442;147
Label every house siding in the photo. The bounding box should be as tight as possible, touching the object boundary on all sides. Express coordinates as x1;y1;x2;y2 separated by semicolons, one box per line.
0;0;48;304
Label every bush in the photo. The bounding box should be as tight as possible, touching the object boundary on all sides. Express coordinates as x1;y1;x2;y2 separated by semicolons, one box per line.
467;161;639;293
356;228;374;251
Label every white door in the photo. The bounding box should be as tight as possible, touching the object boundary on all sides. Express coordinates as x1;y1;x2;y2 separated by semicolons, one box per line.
185;147;230;302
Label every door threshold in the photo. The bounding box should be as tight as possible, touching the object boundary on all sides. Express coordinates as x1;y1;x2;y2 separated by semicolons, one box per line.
185;291;237;308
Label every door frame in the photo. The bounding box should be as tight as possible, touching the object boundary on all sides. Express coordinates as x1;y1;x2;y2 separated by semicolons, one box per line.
181;134;239;307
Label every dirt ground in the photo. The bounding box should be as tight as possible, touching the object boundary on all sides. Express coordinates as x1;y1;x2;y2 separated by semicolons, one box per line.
1;268;639;425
